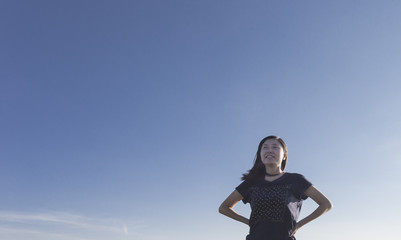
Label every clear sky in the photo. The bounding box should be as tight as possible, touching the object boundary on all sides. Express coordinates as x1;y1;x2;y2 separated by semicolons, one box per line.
1;1;401;240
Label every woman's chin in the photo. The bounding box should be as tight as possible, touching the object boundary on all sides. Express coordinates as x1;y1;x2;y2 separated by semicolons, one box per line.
263;161;279;167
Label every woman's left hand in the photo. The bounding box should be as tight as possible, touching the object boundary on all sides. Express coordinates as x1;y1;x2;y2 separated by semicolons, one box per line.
290;224;300;237
290;185;333;237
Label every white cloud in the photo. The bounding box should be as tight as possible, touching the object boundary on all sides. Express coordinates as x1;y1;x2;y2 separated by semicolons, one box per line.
0;211;138;240
0;226;90;240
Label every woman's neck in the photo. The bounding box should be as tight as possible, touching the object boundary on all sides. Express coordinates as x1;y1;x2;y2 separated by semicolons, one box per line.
265;166;282;176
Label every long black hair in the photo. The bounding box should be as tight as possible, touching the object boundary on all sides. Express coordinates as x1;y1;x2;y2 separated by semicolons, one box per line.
241;136;288;181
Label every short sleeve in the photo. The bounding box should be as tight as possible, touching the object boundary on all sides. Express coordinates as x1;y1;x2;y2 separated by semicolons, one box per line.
292;174;312;200
235;179;253;204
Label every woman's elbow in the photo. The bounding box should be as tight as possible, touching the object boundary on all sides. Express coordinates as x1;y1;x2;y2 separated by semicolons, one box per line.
218;204;225;214
218;203;229;214
324;200;333;211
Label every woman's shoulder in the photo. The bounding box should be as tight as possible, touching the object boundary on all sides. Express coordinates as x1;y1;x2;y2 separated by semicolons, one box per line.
284;172;312;186
236;178;256;193
284;172;308;179
237;177;263;188
284;172;303;176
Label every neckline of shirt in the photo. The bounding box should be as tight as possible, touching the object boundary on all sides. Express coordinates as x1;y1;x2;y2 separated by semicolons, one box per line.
263;172;287;183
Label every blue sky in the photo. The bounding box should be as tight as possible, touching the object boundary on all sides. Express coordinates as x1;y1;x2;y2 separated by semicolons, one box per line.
1;1;401;239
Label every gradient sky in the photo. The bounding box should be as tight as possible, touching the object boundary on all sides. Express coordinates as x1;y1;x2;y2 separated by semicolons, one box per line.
1;1;401;240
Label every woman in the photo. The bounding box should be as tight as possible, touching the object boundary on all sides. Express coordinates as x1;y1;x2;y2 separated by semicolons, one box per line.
219;136;332;240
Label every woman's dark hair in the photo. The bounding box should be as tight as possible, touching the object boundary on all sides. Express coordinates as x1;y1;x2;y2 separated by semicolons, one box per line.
241;136;288;181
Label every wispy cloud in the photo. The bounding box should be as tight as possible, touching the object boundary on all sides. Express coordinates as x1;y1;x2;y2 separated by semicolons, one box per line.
0;211;124;232
0;211;140;240
123;224;128;235
0;226;91;240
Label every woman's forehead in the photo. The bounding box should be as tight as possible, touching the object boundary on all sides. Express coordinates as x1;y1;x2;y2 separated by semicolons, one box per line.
262;139;280;145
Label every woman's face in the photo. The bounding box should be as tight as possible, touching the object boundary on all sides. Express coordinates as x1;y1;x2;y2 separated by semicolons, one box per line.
260;138;286;167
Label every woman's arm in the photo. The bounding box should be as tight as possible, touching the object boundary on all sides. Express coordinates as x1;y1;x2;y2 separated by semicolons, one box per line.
218;190;249;225
292;185;333;235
